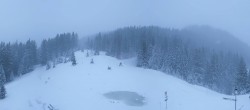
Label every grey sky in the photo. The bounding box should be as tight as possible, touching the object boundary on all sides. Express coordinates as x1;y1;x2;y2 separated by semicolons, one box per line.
0;0;249;45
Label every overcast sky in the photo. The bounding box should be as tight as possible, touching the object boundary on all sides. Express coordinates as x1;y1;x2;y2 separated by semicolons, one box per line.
0;0;249;45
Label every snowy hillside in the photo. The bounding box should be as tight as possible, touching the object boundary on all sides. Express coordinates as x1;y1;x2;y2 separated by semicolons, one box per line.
0;51;249;110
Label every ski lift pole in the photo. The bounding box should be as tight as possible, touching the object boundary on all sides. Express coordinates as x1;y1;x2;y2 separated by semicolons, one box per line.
223;88;237;110
234;89;237;110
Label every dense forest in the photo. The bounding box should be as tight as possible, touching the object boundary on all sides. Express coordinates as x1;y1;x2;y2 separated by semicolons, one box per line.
0;26;250;98
86;26;250;95
0;33;78;99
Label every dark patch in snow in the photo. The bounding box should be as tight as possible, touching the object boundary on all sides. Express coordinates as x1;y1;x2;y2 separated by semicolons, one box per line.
104;91;146;106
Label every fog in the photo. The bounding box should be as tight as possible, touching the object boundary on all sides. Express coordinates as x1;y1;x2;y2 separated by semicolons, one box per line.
0;0;249;45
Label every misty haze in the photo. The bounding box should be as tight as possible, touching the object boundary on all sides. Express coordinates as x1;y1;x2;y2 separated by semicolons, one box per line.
0;0;250;110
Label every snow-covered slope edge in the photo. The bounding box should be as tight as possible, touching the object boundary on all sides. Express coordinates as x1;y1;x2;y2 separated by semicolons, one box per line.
0;51;249;110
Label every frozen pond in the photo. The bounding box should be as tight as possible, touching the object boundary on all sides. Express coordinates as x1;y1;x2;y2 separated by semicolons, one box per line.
104;91;146;106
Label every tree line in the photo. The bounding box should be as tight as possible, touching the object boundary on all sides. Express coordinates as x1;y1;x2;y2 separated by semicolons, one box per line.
0;32;78;99
87;26;250;95
0;26;249;99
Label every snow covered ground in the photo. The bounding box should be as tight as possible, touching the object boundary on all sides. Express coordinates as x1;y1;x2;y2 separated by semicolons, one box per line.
0;51;249;110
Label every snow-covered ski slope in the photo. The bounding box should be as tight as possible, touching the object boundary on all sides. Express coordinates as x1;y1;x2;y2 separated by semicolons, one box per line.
0;51;249;110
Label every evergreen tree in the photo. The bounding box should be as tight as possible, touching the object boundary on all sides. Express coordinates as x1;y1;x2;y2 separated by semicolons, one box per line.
148;46;164;70
17;57;26;76
17;39;38;75
137;41;152;67
90;59;94;64
71;53;77;66
0;64;6;99
25;39;37;66
204;54;220;89
0;43;13;82
40;40;48;65
247;71;250;93
190;48;206;84
0;65;6;86
236;58;248;94
10;42;25;77
0;85;6;99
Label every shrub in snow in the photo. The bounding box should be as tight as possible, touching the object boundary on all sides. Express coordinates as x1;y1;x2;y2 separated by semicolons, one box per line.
48;104;57;110
56;57;64;64
86;52;89;57
108;66;111;70
119;62;123;66
94;50;100;55
46;63;51;70
90;59;94;64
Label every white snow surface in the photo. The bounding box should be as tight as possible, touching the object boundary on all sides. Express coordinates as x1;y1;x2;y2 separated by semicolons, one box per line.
0;51;249;110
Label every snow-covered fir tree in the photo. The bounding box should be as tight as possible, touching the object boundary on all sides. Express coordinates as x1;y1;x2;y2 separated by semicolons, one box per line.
137;40;152;68
0;65;6;86
247;71;250;93
0;85;6;99
236;58;248;94
0;65;6;99
71;53;77;66
0;43;12;82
